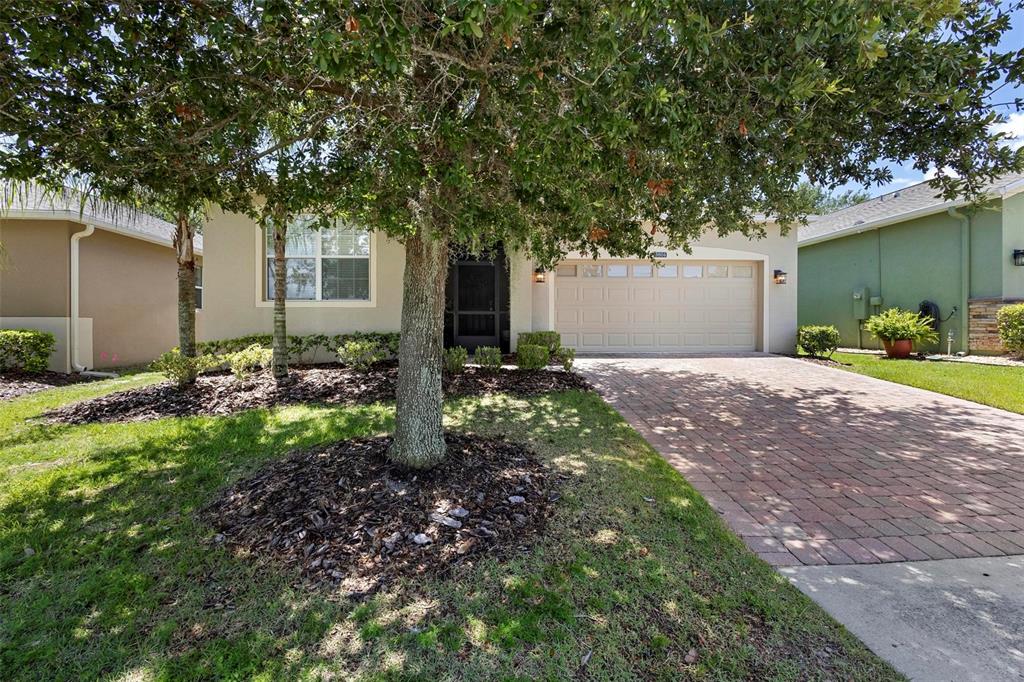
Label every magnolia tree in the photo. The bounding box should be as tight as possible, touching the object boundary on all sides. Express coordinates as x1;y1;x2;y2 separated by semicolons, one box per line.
242;0;1021;469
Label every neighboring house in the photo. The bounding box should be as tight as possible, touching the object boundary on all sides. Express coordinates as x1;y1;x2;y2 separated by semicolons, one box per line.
799;174;1024;353
0;185;202;372
199;207;797;354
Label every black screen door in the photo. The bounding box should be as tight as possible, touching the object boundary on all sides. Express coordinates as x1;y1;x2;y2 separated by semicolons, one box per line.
451;261;499;351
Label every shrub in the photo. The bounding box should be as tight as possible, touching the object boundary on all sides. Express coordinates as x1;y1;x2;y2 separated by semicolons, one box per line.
338;339;388;371
516;344;550;370
199;332;401;363
997;303;1024;357
228;343;273;380
553;346;575;370
864;308;939;345
151;348;219;386
0;329;56;373
443;346;468;373
797;325;841;358
475;346;503;373
518;331;561;353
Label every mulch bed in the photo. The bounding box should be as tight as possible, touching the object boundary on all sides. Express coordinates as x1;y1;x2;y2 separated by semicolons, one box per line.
0;370;101;402
43;364;591;425
204;433;560;594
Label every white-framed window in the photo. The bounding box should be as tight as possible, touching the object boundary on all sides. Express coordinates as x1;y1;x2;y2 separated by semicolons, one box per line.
682;265;703;278
582;264;603;278
194;265;203;309
732;265;753;278
707;265;729;278
607;264;628;278
264;217;371;301
657;264;678;278
556;264;577;278
632;264;653;278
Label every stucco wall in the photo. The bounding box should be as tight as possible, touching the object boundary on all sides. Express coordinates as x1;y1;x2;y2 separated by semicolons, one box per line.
79;227;195;368
1004;193;1024;299
0;218;74;317
798;203;1009;353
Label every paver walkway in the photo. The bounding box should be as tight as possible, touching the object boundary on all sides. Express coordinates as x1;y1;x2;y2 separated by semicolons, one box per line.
577;355;1024;566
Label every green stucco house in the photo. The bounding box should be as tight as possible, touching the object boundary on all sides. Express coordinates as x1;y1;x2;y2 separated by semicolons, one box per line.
798;173;1024;354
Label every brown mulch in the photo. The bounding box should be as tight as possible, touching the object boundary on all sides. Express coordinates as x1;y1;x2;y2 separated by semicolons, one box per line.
204;433;559;594
43;364;592;425
0;370;102;401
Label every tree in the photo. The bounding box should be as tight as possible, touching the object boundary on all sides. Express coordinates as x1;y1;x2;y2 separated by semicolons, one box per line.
0;1;271;381
241;0;1020;469
791;183;871;214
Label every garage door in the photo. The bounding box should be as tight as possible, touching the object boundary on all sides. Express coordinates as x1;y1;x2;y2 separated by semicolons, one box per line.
554;260;759;352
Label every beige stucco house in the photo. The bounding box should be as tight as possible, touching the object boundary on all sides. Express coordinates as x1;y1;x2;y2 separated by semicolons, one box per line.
1;186;202;372
201;207;797;355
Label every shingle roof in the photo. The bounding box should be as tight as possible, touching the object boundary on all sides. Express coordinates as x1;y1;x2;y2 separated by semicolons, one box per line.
799;173;1024;246
1;183;203;253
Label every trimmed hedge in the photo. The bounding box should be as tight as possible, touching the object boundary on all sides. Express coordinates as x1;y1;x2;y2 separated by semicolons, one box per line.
475;346;503;372
443;346;468;374
997;303;1024;357
198;332;400;362
516;344;550;370
0;329;56;373
518;331;561;353
797;325;841;358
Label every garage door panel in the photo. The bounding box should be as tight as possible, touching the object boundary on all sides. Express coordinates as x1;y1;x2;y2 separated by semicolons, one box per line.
555;259;758;352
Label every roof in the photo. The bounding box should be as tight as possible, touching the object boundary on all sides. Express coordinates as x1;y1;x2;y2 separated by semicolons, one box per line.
1;183;203;253
799;173;1024;247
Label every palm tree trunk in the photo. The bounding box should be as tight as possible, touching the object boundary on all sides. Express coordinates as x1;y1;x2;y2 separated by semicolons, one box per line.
173;211;198;384
388;226;449;470
271;211;289;380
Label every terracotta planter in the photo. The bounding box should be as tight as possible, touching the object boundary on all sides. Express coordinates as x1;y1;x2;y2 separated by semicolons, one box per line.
882;338;913;359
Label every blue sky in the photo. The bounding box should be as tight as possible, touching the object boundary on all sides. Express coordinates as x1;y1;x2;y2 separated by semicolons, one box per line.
836;2;1024;197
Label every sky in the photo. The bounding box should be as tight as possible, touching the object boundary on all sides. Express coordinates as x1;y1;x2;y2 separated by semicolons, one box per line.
835;1;1024;197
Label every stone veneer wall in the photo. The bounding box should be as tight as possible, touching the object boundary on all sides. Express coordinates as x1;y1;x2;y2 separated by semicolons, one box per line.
968;297;1024;353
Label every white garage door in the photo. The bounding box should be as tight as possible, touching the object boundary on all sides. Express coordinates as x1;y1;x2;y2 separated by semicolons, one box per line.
554;260;759;353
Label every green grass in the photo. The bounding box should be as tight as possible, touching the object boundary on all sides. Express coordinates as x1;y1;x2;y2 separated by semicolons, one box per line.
828;352;1024;414
0;375;900;680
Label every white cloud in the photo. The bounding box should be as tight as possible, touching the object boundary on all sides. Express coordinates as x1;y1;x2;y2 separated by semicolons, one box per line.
991;111;1024;151
923;166;961;180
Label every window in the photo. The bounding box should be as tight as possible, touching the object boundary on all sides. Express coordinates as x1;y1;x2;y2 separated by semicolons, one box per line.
556;264;577;278
732;265;753;278
194;265;203;309
607;264;628;278
707;265;729;278
657;265;678;278
632;264;653;278
265;217;371;301
682;265;703;278
582;264;603;278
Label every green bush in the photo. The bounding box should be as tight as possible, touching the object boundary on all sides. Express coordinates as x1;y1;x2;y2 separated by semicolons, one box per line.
443;346;468;374
518;331;561;353
151;348;219;387
338;339;389;371
864;308;939;345
516;344;550;370
198;331;401;363
228;343;273;380
997;303;1024;357
554;346;575;370
0;329;56;373
797;325;841;358
475;346;503;373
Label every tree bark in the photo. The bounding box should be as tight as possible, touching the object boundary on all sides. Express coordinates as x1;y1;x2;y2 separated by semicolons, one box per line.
173;211;198;384
388;226;449;470
271;210;289;381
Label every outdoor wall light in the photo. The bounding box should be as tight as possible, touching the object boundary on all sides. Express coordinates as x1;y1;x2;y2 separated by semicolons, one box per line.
773;269;788;284
533;268;547;283
1014;249;1024;267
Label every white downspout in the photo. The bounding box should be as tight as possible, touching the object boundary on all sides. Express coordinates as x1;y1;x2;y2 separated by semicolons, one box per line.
69;224;95;372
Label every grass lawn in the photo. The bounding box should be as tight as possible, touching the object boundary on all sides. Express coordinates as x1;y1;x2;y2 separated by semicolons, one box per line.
829;352;1024;414
0;375;900;680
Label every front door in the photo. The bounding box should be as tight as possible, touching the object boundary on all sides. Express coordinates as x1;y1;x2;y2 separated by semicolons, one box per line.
444;250;510;352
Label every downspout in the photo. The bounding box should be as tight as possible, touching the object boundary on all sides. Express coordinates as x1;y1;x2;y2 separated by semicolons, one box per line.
69;224;94;372
948;208;970;355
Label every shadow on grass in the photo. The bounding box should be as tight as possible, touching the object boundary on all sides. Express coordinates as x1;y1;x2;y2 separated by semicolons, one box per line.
0;390;900;680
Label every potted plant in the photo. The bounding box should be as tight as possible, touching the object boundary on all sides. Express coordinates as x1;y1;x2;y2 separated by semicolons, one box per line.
864;308;939;358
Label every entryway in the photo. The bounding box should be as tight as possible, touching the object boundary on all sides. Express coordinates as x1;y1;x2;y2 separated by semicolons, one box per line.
444;247;510;353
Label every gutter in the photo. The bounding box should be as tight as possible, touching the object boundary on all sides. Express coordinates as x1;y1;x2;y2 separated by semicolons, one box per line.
68;225;118;377
948;208;971;355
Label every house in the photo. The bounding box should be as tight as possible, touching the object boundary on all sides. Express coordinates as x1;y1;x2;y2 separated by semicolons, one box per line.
199;207;797;354
0;185;202;372
798;174;1024;354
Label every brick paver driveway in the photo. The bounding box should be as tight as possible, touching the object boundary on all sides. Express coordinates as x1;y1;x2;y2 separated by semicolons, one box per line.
577;355;1024;566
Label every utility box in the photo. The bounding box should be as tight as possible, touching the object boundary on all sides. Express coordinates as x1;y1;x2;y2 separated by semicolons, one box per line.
870;295;883;308
852;287;870;320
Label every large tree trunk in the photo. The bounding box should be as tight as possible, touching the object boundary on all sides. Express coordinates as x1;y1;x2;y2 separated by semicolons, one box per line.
173;211;198;383
388;227;449;470
271;211;289;381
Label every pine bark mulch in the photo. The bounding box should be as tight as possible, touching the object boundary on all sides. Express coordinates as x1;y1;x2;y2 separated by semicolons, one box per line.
0;370;100;402
204;433;560;595
43;364;591;425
